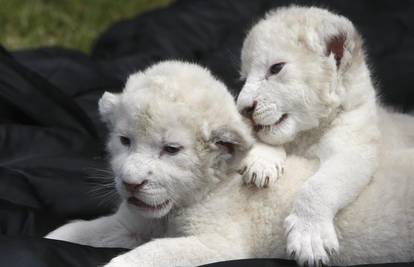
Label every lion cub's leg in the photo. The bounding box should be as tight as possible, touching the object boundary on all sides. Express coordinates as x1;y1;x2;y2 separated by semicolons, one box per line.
45;202;155;248
238;142;286;188
104;233;246;267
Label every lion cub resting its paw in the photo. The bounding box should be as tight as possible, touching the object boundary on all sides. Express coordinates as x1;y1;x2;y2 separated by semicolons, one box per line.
237;6;384;266
45;60;414;267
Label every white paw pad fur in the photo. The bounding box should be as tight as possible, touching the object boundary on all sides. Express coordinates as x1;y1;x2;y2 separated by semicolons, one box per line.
284;213;339;267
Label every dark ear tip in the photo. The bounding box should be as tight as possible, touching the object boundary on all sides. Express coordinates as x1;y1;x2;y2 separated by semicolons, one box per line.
326;33;347;68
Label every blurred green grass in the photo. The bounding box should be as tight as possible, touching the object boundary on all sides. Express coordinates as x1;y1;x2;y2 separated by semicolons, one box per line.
0;0;172;52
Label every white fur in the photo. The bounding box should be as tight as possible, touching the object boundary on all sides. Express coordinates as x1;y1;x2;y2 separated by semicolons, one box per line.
46;60;253;248
105;146;414;267
45;60;414;267
236;6;414;265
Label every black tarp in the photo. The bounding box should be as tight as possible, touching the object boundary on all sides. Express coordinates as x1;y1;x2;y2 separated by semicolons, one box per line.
0;0;413;266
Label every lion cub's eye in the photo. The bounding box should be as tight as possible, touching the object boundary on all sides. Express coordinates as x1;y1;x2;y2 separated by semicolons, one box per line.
119;136;131;146
268;62;285;76
162;144;183;155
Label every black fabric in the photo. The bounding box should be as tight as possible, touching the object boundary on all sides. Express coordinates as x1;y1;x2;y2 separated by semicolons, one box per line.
0;236;126;267
0;0;413;266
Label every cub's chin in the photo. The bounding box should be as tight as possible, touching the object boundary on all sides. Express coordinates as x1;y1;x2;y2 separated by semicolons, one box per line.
254;115;297;146
126;196;174;218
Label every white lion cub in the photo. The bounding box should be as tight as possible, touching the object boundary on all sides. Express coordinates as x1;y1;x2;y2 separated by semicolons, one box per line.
237;6;413;265
45;60;414;267
46;61;253;249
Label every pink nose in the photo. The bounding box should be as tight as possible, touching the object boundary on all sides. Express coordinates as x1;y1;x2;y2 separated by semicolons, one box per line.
241;101;257;120
123;180;148;194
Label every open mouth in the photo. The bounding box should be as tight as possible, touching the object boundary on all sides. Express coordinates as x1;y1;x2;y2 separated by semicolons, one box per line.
254;113;288;131
127;197;171;210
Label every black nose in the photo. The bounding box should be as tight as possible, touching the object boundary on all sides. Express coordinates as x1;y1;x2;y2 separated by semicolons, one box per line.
241;101;257;119
123;180;148;194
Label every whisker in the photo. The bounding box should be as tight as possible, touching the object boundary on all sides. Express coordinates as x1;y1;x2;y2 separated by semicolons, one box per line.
96;191;120;207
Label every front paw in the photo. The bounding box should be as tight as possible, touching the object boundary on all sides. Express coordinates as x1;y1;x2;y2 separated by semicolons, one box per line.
284;213;339;267
238;149;284;188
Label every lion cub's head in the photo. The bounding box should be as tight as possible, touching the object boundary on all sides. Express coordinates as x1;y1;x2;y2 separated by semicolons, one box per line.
99;61;253;218
237;6;366;145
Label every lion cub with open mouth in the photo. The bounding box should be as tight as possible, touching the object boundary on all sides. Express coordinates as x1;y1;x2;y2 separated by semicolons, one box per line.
46;61;253;249
237;6;414;266
45;60;414;267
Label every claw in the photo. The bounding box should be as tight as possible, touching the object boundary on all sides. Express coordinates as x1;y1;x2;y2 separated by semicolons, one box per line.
290;250;296;259
251;173;257;184
303;260;309;267
284;220;294;237
238;166;247;175
264;176;269;187
319;259;328;267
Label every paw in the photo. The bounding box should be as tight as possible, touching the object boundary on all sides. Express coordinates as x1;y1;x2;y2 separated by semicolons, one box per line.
238;146;285;188
284;213;339;267
239;156;284;188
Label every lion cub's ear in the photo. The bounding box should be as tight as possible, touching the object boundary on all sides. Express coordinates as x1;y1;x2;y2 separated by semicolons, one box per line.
98;92;119;126
211;127;252;154
324;29;363;72
208;122;254;168
326;33;347;69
